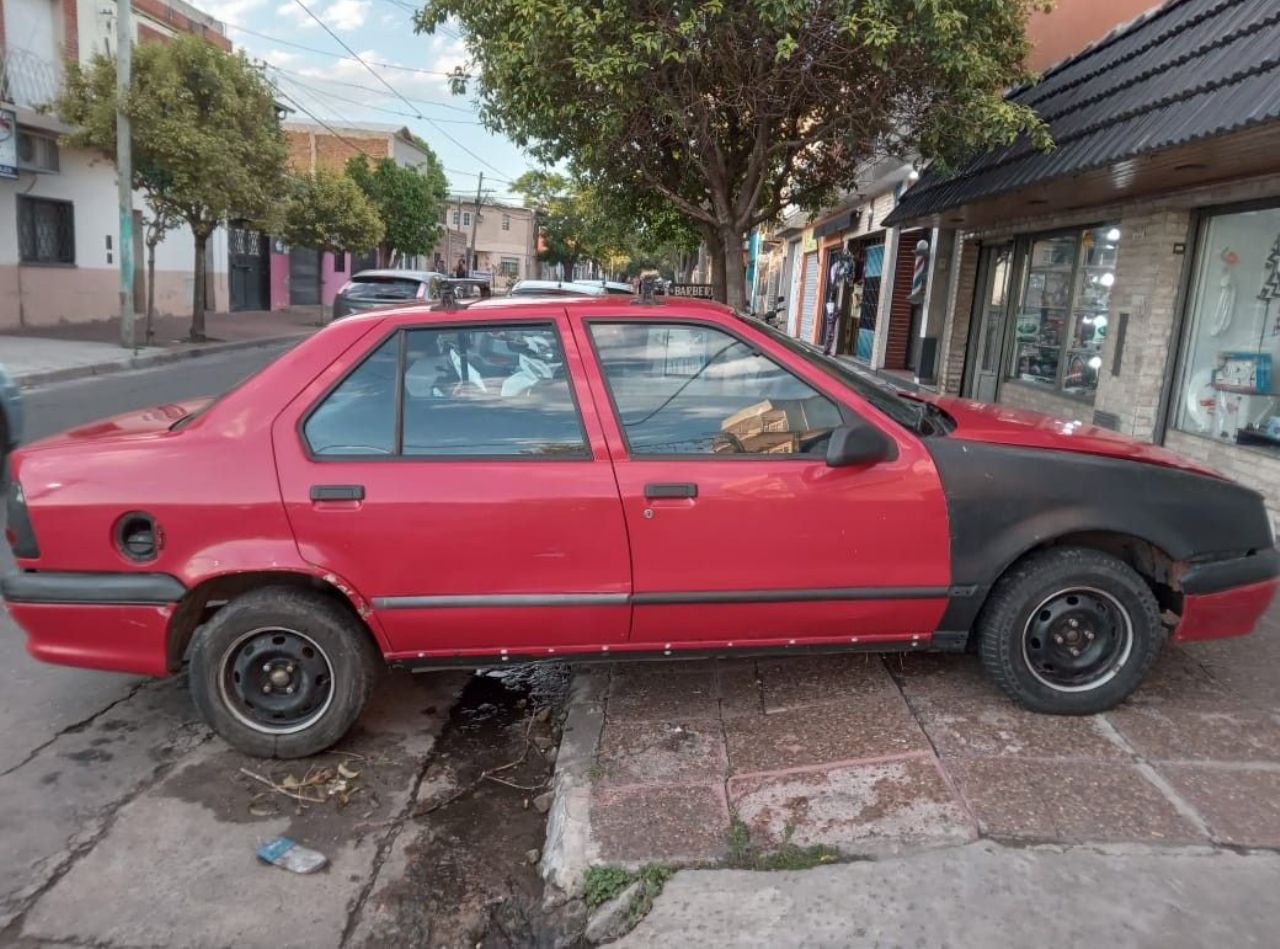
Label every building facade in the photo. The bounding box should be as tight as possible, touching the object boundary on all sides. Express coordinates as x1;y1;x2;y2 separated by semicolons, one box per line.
885;0;1280;524
0;0;233;330
434;195;537;291
265;121;440;312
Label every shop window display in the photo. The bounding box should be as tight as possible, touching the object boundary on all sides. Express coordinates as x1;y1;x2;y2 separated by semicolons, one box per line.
1175;206;1280;454
1009;226;1118;399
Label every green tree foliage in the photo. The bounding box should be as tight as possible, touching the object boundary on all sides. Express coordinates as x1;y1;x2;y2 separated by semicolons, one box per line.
346;151;448;267
283;170;385;260
419;0;1049;308
56;35;288;339
511;169;600;278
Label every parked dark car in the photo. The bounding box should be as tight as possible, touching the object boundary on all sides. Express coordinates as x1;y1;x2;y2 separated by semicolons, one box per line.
331;270;446;320
0;362;23;479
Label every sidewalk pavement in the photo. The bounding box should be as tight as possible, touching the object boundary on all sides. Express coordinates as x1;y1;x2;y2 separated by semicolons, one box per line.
620;841;1280;948
1;308;322;387
542;600;1280;901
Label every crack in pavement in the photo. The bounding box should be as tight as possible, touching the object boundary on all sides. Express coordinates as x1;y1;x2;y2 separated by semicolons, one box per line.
0;731;216;946
338;746;438;947
0;680;152;779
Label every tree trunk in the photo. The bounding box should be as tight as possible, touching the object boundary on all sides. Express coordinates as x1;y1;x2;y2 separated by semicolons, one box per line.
699;225;728;303
146;237;157;344
191;232;207;341
718;225;747;311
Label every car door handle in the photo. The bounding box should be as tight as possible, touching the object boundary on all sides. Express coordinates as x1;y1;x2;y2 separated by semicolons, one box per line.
644;482;698;499
310;484;365;501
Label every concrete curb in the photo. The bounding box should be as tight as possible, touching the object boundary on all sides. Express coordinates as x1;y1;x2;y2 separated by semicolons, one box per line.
13;333;311;389
540;668;609;899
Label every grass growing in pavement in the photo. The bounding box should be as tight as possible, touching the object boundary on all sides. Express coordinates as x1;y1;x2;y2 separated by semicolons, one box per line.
726;817;842;871
582;864;676;926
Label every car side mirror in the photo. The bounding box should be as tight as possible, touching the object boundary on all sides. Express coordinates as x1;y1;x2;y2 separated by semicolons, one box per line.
825;420;897;467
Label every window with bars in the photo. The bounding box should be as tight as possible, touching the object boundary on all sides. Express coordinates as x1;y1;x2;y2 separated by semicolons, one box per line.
502;214;511;231
18;197;75;264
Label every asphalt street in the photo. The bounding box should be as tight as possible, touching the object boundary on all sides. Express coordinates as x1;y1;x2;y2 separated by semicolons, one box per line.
0;344;291;774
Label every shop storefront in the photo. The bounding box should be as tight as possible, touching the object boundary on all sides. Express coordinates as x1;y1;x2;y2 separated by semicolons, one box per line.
963;224;1121;406
1170;201;1280;458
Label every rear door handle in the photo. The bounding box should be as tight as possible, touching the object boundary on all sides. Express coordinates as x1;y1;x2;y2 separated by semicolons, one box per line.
310;484;365;501
644;482;698;499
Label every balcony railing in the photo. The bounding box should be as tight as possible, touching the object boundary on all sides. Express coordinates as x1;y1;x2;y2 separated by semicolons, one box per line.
1;45;64;111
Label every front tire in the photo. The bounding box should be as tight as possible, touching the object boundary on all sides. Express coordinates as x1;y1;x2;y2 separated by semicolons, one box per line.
189;587;381;758
977;547;1165;714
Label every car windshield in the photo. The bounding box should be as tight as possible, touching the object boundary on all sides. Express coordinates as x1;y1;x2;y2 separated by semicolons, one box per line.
742;317;941;434
344;277;425;301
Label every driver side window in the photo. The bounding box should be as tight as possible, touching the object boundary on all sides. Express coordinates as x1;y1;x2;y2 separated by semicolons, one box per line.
589;322;842;455
304;323;588;458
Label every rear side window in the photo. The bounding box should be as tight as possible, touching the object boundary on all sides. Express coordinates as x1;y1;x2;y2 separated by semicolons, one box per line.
344;276;430;301
304;323;588;458
589;322;842;456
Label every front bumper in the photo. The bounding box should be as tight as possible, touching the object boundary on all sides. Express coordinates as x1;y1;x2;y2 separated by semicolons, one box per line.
2;572;185;675
1174;548;1280;642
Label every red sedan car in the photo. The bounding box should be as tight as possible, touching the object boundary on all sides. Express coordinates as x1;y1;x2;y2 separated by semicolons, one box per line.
4;297;1277;757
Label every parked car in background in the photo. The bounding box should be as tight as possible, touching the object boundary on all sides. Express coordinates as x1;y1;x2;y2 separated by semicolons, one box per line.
331;270;446;320
507;279;605;297
0;363;23;478
3;299;1276;758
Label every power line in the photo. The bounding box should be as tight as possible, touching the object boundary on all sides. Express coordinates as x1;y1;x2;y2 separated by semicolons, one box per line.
291;0;427;118
265;63;474;114
375;0;464;40
270;69;483;124
286;0;511;180
224;20;467;78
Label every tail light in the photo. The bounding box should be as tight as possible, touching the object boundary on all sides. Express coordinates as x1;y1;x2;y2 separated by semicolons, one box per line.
5;479;39;559
416;282;428;300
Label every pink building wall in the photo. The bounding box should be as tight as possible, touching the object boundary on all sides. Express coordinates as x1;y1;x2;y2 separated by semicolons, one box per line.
267;248;354;310
269;249;290;310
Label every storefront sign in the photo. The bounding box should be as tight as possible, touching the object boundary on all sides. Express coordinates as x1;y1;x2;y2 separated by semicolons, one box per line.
801;229;817;254
669;283;715;299
0;110;18;180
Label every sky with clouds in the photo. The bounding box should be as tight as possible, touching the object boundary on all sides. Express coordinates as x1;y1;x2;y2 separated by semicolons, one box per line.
197;0;536;201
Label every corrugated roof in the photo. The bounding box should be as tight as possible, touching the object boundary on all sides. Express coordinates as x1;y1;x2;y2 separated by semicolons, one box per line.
884;0;1280;226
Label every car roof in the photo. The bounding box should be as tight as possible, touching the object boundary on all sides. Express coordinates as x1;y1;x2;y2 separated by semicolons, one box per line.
350;269;444;281
366;295;735;320
508;279;605;296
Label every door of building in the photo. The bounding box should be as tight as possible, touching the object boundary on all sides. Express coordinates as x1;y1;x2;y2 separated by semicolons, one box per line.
798;251;819;342
966;243;1016;402
289;247;322;306
228;222;270;312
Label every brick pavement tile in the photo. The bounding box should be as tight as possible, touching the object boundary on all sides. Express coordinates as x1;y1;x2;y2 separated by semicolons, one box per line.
591;784;729;863
716;664;764;718
757;654;898;712
596;720;726;789
885;652;996;700
724;693;928;776
1105;706;1280;764
729;756;973;851
607;668;720;723
948;757;1204;843
913;700;1128;760
1162;765;1280;848
1123;646;1239;711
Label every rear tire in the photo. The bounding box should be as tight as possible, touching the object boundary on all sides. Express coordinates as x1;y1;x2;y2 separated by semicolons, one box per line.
977;547;1165;714
188;587;381;758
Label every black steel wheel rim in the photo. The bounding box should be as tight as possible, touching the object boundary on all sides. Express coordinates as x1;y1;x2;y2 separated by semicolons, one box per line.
1021;587;1133;692
219;627;334;734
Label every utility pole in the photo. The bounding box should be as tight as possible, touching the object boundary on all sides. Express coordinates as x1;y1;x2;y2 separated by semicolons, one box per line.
468;172;483;275
116;0;135;348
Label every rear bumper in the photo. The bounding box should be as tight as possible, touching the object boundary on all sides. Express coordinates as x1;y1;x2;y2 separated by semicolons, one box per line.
2;571;184;675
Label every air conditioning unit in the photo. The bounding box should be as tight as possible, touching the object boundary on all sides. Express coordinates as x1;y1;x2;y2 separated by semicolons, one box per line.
17;130;59;173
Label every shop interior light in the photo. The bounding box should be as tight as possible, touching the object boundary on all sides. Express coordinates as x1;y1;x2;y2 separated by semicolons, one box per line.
1106;228;1121;241
1100;272;1115;287
1088;356;1103;369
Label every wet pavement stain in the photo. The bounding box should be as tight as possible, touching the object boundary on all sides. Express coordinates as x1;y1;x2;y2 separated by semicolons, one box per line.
358;664;576;948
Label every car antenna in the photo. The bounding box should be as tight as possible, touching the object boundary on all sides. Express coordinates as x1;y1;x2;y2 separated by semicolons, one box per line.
632;275;662;306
